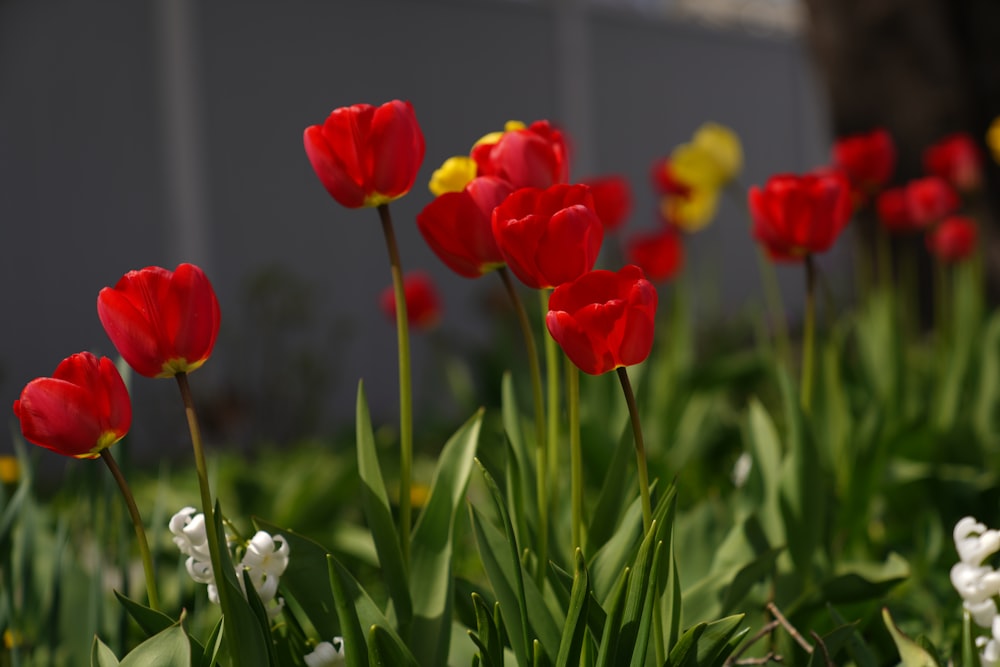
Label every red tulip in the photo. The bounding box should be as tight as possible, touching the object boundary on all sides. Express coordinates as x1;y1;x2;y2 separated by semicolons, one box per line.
97;263;221;378
625;228;684;282
416;176;513;278
472;120;568;190
748;171;852;261
906;176;959;227
380;272;442;330
923;132;983;192
303;100;425;208
581;175;633;231
14;352;131;459
876;187;916;233
492;184;604;289
546;265;658;375
927;216;977;263
832;128;896;199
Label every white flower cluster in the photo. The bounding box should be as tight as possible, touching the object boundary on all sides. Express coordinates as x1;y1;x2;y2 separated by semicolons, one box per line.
304;637;346;666
169;507;290;618
952;516;1000;665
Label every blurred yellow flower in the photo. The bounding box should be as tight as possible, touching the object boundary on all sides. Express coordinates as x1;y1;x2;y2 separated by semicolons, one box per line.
0;456;18;485
410;481;431;509
4;628;23;649
661;186;719;233
670;142;728;191
429;156;478;196
987;116;1000;164
692;122;743;184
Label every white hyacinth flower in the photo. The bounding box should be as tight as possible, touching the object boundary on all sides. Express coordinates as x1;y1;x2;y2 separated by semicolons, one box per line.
955;517;1000;565
238;531;290;618
169;507;213;564
304;637;346;667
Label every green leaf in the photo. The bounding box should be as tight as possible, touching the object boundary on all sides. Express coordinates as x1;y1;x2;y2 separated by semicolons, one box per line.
114;591;175;637
369;624;421;667
627;541;664;667
593;568;629;667
827;605;877;667
469;593;505;667
241;569;280;665
409;408;483;667
355;381;412;631
91;636;120;667
613;519;659;666
962;610;977;667
664;622;706;667
212;501;273;664
664;615;746;667
555;550;590;667
327;555;370;667
745;398;785;548
777;369;824;579
502;373;533;548
119;622;192;666
805;624;860;667
586;423;635;555
199;618;224;667
819;552;909;604
882;607;939;667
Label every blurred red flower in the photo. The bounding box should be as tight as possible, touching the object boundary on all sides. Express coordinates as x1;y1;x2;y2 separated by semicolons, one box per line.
625;228;684;282
472;120;568;190
832;128;896;200
303;100;425;208
14;352;131;459
875;187;916;233
581;175;632;231
492;184;603;289
97;263;221;378
923;132;983;192
907;176;959;228
417;176;513;278
380;272;442;330
927;216;978;263
546;265;658;375
748;171;852;261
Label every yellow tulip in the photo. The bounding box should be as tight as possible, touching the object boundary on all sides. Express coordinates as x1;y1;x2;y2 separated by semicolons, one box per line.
692;122;743;184
473;120;527;148
429;156;478;196
987;116;1000;165
0;456;18;485
670;142;728;191
661;186;719;233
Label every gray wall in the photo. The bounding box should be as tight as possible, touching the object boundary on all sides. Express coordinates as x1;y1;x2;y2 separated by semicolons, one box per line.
0;0;834;458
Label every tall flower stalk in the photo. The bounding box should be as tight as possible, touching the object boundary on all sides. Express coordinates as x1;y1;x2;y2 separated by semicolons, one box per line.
801;255;817;413
378;203;414;566
100;450;160;611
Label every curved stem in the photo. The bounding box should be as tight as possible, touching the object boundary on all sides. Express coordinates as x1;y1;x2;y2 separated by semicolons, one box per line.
801;255;817;414
566;362;583;552
617;367;651;531
100;449;160;611
498;268;548;583
176;373;230;625
378;203;413;568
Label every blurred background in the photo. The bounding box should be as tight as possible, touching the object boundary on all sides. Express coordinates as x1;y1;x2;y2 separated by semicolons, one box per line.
1;0;996;467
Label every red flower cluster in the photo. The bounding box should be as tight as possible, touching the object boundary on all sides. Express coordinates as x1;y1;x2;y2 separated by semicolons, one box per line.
625;228;684;283
749;171;852;261
546;265;658;375
304;100;425;209
876;177;959;233
15;264;221;459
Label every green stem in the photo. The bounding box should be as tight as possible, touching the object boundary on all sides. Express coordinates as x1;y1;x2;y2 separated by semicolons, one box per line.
175;373;231;637
497;268;548;583
378;203;413;568
876;223;893;289
100;449;160;611
755;248;792;370
541;289;561;543
801;255;817;414
617;367;651;531
566;361;583;552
